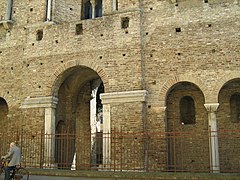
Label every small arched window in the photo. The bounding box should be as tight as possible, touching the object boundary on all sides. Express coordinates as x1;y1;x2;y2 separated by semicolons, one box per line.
95;0;102;18
84;0;92;19
180;96;196;125
230;93;240;123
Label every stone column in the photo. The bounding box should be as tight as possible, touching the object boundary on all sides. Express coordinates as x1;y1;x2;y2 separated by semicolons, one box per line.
90;0;96;19
20;96;58;168
204;103;220;173
5;0;13;20
100;90;148;168
46;0;52;21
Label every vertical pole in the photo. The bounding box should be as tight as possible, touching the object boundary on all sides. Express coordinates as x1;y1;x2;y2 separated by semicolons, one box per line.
204;103;220;173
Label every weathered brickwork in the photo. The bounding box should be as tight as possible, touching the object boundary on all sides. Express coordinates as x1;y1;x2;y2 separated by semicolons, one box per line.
0;0;239;172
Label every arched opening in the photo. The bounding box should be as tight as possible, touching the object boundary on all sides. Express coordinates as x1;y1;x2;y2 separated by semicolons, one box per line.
0;97;9;130
218;78;240;171
82;0;92;20
95;0;102;18
166;81;207;172
54;66;104;170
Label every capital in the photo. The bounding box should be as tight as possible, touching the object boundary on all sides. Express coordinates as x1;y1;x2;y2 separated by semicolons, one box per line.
204;103;219;112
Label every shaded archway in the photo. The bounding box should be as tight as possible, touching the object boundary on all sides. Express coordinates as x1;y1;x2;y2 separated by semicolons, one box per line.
0;97;9;157
166;81;208;172
54;65;104;170
218;78;240;172
0;97;8;130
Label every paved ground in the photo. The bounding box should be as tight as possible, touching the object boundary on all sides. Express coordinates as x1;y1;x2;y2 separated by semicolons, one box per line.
1;174;112;180
28;175;110;180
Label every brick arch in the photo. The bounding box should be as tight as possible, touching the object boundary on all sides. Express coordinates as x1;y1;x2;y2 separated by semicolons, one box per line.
50;60;109;96
159;74;207;107
0;93;11;108
213;71;240;103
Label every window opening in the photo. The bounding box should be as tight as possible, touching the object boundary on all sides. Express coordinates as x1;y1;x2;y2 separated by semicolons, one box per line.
121;17;129;29
230;93;240;123
180;96;196;125
95;0;102;18
84;0;92;19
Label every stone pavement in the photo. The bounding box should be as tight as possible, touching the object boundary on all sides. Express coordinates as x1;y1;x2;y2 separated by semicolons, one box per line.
1;174;112;180
28;175;111;180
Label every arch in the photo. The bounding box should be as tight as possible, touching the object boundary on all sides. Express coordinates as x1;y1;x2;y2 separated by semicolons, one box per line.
0;93;13;108
0;97;9;130
159;74;206;106
214;71;240;103
51;60;109;97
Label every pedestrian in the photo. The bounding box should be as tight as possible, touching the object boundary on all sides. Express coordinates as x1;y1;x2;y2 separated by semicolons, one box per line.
1;142;21;180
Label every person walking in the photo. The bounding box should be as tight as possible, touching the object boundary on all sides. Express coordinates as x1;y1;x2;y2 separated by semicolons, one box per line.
1;142;21;180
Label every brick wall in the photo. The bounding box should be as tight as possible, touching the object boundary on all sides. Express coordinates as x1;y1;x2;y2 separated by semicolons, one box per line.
0;0;239;172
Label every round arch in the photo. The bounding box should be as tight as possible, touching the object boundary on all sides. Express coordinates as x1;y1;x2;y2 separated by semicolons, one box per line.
214;71;240;103
51;60;109;97
159;74;206;106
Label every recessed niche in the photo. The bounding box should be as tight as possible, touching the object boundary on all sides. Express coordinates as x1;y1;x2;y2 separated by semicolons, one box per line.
176;28;181;32
30;8;33;12
76;24;83;35
36;30;43;41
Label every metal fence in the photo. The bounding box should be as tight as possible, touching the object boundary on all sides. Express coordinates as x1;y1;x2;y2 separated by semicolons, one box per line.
0;130;239;173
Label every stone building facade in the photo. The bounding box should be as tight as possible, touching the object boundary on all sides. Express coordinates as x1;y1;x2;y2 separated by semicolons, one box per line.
0;0;240;172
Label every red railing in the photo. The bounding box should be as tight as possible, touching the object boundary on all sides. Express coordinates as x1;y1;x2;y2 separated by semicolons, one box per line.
0;130;240;173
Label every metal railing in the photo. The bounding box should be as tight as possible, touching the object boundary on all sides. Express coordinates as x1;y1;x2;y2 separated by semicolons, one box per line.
0;129;240;173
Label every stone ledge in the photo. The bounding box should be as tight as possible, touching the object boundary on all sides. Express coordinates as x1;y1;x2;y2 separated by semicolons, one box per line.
20;96;58;109
100;90;148;104
0;20;13;30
